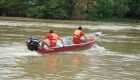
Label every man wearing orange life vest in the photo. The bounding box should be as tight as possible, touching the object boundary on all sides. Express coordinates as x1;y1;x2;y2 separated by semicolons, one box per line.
72;26;88;44
39;30;64;48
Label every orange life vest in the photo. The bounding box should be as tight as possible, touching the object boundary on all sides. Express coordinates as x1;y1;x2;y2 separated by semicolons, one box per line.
73;30;82;38
49;33;59;43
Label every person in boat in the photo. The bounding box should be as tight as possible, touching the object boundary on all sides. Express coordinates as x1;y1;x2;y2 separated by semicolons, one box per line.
39;30;64;48
72;26;89;44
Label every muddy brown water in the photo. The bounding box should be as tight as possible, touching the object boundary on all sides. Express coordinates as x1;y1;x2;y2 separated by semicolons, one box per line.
0;20;140;80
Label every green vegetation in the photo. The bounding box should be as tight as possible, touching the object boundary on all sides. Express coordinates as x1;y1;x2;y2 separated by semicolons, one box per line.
0;0;140;20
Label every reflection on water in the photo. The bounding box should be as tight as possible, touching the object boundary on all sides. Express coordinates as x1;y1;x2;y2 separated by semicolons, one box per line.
16;54;87;80
0;20;140;80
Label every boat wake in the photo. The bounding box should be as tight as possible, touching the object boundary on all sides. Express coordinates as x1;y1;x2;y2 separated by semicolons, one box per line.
83;44;140;60
0;44;40;58
0;42;140;61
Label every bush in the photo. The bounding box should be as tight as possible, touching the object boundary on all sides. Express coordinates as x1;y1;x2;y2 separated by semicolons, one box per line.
97;0;113;18
87;0;113;20
113;0;129;17
46;7;68;19
87;9;98;20
74;5;86;16
127;0;140;18
27;6;46;18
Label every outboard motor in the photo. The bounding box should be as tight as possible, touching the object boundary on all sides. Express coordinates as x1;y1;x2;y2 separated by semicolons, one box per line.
26;37;40;51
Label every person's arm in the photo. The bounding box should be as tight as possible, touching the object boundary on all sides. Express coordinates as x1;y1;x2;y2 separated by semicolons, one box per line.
39;36;46;41
39;34;49;41
80;31;89;42
59;38;65;47
83;35;89;41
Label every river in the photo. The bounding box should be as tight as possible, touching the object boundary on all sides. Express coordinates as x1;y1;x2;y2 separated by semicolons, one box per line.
0;20;140;80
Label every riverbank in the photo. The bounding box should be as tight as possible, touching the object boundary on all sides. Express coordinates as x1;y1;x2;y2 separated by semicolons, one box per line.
0;16;139;26
0;16;140;38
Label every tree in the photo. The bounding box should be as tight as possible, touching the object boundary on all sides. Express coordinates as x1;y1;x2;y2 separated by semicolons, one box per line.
0;0;29;16
127;0;140;18
113;0;129;17
27;6;46;18
87;0;113;20
0;0;139;19
44;0;68;19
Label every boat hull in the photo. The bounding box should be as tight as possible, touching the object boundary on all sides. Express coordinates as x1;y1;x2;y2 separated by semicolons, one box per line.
37;41;95;54
26;32;102;55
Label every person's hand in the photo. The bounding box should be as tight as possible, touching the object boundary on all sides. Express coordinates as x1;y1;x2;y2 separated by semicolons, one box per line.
63;44;65;47
86;39;90;42
39;38;42;42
